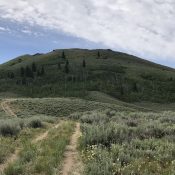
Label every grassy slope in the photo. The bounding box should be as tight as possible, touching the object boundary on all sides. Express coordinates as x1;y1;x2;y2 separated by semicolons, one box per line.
9;97;137;118
1;49;175;103
85;91;151;111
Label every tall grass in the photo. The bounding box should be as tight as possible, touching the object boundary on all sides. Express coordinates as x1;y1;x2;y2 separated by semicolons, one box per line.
4;121;75;175
0;115;56;168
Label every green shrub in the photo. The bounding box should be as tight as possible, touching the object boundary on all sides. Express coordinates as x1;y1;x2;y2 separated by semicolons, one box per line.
20;142;38;163
28;119;43;128
84;147;114;175
80;110;175;175
0;123;21;137
4;162;23;175
126;120;138;127
0;137;16;164
80;112;108;124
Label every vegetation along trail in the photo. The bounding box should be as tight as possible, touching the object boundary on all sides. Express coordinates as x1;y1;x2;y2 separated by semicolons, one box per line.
0;99;64;174
32;121;63;144
0;121;65;174
60;122;83;175
0;119;67;174
1;99;17;117
0;99;18;173
0;149;20;174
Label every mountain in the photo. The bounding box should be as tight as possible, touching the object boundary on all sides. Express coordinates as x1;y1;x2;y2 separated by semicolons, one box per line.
0;48;175;103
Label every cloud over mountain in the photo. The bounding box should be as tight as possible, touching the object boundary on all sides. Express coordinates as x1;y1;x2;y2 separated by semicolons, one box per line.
0;0;175;61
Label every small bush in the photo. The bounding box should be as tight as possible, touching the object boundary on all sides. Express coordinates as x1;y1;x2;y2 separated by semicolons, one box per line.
80;112;108;124
126;120;138;127
20;142;38;163
28;119;43;128
0;123;20;137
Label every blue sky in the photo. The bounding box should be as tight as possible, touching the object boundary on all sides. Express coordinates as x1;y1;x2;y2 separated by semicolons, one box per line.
0;19;105;63
0;0;175;67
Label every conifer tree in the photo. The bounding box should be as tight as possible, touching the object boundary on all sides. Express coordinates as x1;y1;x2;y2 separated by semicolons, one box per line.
7;72;10;78
133;82;138;92
25;66;34;78
32;62;37;72
58;63;61;69
37;70;41;76
64;60;69;74
62;51;66;59
41;66;45;76
83;60;86;68
22;77;27;85
20;67;25;77
7;72;15;79
10;72;15;79
97;51;100;58
120;86;124;95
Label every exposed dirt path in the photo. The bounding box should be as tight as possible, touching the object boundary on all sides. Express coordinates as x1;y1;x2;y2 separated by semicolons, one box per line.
32;122;62;144
33;130;49;143
0;99;18;173
1;99;17;117
0;121;63;174
0;149;20;174
60;122;83;175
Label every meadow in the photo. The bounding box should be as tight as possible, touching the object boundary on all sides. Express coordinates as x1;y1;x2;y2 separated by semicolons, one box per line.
77;110;175;175
0;96;175;175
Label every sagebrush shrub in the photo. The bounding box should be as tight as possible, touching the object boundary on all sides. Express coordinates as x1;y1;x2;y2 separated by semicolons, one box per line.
0;123;21;137
80;110;175;175
28;119;43;128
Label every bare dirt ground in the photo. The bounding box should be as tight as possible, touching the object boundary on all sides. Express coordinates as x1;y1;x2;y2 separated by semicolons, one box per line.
0;121;64;174
1;99;17;117
0;149;20;174
0;99;63;174
60;122;83;175
32;121;63;144
0;99;83;175
0;99;18;173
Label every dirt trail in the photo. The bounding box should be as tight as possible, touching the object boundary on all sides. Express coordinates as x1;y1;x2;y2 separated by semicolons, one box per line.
32;122;62;144
0;149;20;174
0;99;83;174
60;122;83;175
0;120;62;174
1;99;17;117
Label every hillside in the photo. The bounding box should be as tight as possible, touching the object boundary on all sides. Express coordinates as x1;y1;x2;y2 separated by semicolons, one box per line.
0;48;175;102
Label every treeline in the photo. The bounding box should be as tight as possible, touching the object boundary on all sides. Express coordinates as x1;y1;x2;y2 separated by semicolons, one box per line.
7;50;98;80
5;51;140;96
20;63;45;78
19;63;45;85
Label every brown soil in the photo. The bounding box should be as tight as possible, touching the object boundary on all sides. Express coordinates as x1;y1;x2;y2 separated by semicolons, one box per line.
0;149;20;174
1;99;17;117
32;122;62;144
0;99;83;175
60;122;83;175
0;118;62;174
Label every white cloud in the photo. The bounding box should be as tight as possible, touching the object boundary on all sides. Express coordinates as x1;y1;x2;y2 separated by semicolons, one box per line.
0;0;175;61
0;26;12;36
0;26;10;32
0;26;6;31
21;29;32;34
